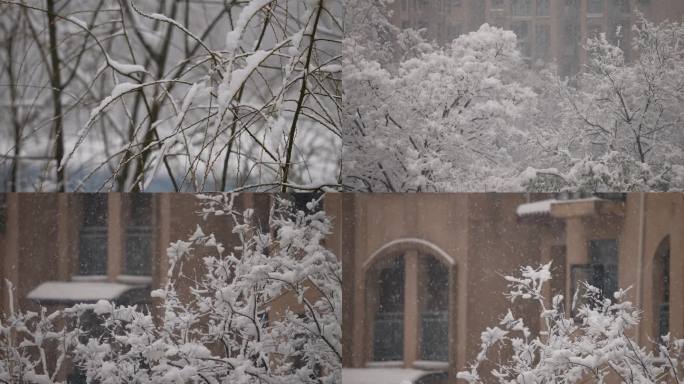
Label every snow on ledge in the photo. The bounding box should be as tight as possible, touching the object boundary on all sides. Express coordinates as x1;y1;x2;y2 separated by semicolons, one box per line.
516;199;557;217
412;360;449;370
116;275;153;285
28;281;141;302
365;361;404;368
342;368;430;384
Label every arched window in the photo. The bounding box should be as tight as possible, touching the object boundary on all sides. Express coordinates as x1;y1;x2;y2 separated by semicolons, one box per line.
653;236;670;337
365;240;455;367
371;255;405;361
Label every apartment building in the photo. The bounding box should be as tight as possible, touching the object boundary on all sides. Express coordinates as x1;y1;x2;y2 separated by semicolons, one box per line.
389;0;684;75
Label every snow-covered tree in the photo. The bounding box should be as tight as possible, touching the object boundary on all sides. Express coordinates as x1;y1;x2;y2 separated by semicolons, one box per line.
343;1;684;192
0;194;341;383
0;0;342;192
458;263;684;384
343;21;537;191
522;14;684;192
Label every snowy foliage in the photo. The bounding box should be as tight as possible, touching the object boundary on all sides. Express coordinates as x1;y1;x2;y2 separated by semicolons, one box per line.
457;263;684;384
0;0;342;192
0;195;341;383
343;4;684;192
527;13;684;192
0;281;81;384
344;21;536;191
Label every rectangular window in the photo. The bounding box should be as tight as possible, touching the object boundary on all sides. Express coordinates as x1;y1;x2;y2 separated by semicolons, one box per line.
550;245;566;297
570;240;618;313
587;0;604;15
536;0;550;16
124;194;153;276
512;21;531;57
562;0;580;17
617;0;630;13
588;239;618;296
491;0;505;11
512;0;532;16
79;194;108;275
535;24;550;59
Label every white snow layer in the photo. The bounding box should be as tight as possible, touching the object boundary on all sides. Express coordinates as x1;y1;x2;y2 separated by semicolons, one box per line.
27;281;141;302
342;368;433;384
516;199;557;217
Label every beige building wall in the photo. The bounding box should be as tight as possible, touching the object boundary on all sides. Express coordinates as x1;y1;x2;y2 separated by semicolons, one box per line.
336;193;684;382
0;193;269;315
333;194;556;381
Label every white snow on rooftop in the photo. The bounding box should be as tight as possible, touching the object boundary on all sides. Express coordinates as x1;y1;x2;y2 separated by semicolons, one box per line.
342;368;433;384
27;281;140;302
516;199;557;217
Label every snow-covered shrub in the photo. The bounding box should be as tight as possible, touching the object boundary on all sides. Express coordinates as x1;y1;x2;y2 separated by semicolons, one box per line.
1;194;341;383
458;263;684;383
0;281;81;384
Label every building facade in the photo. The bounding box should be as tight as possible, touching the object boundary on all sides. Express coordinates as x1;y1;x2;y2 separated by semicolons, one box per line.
331;193;683;382
389;0;684;75
0;194;272;315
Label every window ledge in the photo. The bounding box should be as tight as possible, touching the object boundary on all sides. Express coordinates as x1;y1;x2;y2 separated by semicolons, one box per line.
412;360;449;370
71;275;108;282
117;275;153;285
366;361;403;368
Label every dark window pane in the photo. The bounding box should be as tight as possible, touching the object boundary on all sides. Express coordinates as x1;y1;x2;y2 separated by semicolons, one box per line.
127;194;152;226
535;25;551;59
373;256;404;361
79;227;107;275
125;227;152;275
378;258;404;313
537;0;550;16
655;238;670;336
125;194;153;276
512;0;532;16
420;257;449;361
587;0;604;14
82;194;107;227
79;194;107;275
588;239;618;296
